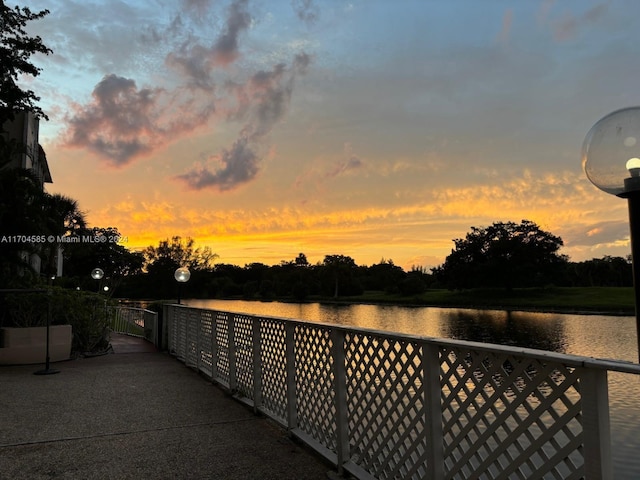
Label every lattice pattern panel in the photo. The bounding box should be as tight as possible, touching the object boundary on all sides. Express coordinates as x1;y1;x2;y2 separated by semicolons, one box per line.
167;308;175;354
260;318;288;421
215;312;230;385
295;324;337;450
234;314;255;400
174;308;188;361
186;311;199;368
345;333;427;479
440;346;583;480
198;310;214;378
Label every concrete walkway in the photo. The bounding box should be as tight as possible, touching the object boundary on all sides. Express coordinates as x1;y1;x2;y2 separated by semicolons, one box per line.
0;334;337;480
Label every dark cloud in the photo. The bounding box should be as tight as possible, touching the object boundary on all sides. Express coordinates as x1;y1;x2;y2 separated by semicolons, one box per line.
176;55;312;191
166;0;251;87
212;0;251;65
64;74;216;166
291;0;319;25
325;155;364;179
65;75;162;166
175;135;258;190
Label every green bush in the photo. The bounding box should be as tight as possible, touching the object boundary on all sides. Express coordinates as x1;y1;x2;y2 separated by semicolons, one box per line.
1;288;114;353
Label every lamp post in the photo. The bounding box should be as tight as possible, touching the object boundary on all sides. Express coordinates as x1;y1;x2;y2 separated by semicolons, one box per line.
174;267;191;304
91;267;104;292
582;106;640;362
34;275;59;375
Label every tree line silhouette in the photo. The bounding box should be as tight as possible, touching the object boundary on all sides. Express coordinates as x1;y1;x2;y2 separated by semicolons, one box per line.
53;221;634;301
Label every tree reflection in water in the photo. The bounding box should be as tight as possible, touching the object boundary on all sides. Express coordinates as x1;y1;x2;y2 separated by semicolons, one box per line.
440;309;569;354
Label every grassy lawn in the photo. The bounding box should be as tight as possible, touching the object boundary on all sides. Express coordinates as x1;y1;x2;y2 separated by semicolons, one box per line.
329;287;636;315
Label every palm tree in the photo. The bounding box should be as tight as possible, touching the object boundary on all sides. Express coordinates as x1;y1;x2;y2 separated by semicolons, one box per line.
41;193;87;278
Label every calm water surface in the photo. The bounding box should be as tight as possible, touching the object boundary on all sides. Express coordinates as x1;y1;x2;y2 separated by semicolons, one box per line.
183;299;640;478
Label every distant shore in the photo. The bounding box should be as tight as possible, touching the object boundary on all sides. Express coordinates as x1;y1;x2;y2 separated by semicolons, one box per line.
137;286;637;317
293;287;636;316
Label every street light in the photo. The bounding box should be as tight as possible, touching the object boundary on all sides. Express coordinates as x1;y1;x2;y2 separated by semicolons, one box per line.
34;275;59;375
582;106;640;362
174;267;191;304
91;267;104;293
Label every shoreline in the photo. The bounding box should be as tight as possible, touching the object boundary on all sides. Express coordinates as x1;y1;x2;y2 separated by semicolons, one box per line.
131;290;636;317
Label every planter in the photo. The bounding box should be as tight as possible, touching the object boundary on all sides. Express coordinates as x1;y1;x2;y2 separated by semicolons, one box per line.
0;325;72;365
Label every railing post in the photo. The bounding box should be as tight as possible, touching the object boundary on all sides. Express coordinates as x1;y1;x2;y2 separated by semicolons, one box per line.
163;304;171;353
228;313;237;392
211;312;219;382
285;322;297;430
163;304;171;352
332;328;349;472
423;341;444;480
252;316;263;411
185;309;191;365
580;367;612;479
195;310;201;372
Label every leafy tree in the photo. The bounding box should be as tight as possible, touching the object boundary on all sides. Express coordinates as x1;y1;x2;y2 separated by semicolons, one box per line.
321;254;361;297
61;226;144;294
565;256;632;287
434;220;567;290
362;258;405;292
399;273;428;295
294;252;309;267
143;236;217;275
137;237;218;299
0;3;52;129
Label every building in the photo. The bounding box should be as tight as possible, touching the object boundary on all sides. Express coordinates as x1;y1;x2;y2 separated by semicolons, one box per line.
1;110;55;276
1;110;52;187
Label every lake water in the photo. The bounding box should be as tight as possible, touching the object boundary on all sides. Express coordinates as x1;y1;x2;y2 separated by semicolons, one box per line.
182;299;640;478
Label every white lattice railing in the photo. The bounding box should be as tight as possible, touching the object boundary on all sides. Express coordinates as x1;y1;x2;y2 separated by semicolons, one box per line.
112;307;158;344
164;304;640;480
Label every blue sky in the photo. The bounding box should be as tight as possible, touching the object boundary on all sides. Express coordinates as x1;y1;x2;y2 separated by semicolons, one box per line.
19;0;640;268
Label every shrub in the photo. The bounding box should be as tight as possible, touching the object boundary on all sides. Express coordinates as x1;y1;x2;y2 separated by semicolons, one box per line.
1;288;114;353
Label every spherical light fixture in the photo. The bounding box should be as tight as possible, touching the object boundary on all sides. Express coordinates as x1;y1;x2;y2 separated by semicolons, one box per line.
174;267;191;304
582;106;640;197
583;106;640;362
91;268;104;280
174;267;191;283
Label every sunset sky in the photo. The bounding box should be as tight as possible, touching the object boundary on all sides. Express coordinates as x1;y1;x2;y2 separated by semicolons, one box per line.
23;0;640;269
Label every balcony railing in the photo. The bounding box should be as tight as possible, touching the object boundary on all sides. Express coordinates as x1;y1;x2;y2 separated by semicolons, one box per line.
163;304;640;480
111;307;158;344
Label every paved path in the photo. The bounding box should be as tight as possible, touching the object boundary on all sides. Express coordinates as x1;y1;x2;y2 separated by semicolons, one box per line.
0;334;336;479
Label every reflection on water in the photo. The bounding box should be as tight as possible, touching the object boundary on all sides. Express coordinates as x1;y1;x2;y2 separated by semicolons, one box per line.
182;298;640;478
440;310;569;354
183;299;634;361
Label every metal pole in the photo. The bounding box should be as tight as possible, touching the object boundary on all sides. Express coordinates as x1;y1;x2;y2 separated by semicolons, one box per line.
626;191;640;363
34;288;60;375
